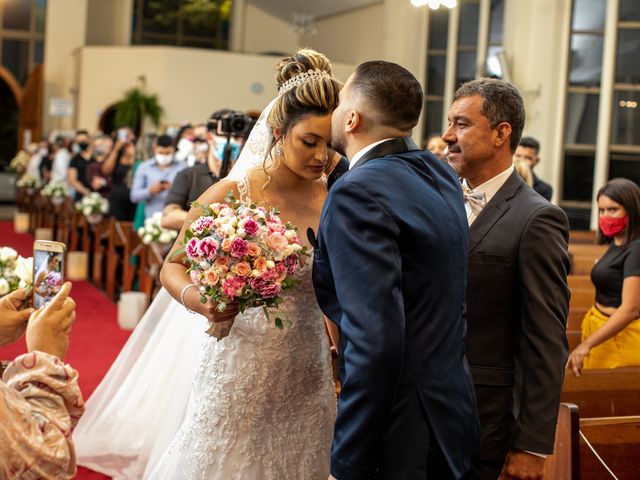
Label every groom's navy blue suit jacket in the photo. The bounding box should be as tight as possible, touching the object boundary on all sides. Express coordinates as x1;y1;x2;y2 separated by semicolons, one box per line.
313;137;480;480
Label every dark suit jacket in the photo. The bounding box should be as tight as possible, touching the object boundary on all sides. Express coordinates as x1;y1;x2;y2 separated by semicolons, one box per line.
465;171;569;465
313;137;479;480
532;171;553;201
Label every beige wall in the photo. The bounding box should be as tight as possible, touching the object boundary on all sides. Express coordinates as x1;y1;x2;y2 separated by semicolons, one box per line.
74;46;355;131
43;0;88;135
86;0;132;46
241;3;299;55
299;3;385;65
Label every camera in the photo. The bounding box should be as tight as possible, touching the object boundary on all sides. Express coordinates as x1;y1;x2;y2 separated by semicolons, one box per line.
207;110;252;136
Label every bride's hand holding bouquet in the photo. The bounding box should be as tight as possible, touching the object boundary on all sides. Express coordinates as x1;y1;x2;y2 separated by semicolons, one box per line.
173;191;307;339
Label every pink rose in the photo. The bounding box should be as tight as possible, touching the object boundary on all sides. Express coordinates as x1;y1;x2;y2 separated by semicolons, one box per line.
230;237;249;258
247;243;261;257
204;268;219;286
197;237;218;260
250;276;282;298
186;238;199;259
243;218;260;236
222;276;246;298
192;216;214;235
266;232;288;252
233;261;251;276
284;254;299;275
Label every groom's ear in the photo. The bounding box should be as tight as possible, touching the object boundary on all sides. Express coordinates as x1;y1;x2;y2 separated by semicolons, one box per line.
345;111;360;133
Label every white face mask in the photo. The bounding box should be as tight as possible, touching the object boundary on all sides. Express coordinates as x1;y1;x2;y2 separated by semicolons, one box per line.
155;153;173;166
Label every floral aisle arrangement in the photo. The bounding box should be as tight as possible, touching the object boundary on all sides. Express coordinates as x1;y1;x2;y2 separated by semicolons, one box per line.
9;150;29;173
16;174;41;191
0;247;33;297
176;193;307;337
41;180;70;205
137;212;178;245
76;192;109;223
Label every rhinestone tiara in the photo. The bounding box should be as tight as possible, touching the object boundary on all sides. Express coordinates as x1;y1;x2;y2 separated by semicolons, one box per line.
277;68;332;96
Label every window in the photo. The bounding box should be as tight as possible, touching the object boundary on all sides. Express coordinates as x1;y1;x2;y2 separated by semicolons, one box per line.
0;0;46;85
423;0;505;140
560;0;640;229
132;0;232;50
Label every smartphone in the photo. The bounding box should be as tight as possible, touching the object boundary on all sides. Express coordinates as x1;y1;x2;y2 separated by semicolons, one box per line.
33;240;66;309
117;128;128;142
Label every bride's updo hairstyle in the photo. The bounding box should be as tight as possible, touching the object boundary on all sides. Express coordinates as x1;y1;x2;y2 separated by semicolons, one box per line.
267;48;342;145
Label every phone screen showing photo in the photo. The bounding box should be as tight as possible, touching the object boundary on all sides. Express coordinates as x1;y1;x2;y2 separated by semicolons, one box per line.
33;249;65;309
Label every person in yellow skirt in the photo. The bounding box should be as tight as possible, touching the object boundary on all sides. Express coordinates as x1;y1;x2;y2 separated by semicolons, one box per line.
568;178;640;376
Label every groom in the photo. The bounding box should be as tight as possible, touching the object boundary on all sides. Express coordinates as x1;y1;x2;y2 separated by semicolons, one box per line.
313;61;479;480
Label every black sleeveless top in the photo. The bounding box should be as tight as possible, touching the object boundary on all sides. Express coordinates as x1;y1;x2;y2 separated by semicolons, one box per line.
591;239;640;308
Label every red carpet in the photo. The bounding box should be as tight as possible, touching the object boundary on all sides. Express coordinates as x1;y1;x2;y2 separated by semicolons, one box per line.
0;221;131;479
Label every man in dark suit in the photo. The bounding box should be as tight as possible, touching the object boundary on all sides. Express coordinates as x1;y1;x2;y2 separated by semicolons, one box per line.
514;136;553;201
444;79;570;480
313;61;479;480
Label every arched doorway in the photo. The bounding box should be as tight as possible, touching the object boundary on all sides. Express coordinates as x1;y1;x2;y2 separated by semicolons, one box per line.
0;67;21;170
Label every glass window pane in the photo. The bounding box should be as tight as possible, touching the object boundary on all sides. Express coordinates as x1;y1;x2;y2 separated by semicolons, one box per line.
2;0;31;30
485;46;503;78
609;152;640;185
35;0;47;32
456;51;477;88
428;8;449;50
2;39;30;84
140;35;178;46
489;0;504;45
611;91;640;145
182;0;216;38
181;38;215;49
616;29;640;84
562;207;592;231
34;40;44;64
458;1;480;46
565;93;600;144
142;0;179;35
569;33;604;86
562;152;595;201
424;101;444;139
620;0;640;22
427;55;446;96
572;0;605;31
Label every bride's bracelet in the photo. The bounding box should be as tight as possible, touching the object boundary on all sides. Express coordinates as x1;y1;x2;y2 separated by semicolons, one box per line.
180;284;198;314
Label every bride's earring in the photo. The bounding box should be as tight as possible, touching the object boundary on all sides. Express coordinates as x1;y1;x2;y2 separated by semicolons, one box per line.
276;142;284;158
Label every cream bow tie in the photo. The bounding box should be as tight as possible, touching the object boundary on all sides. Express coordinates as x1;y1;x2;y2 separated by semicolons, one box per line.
463;188;487;215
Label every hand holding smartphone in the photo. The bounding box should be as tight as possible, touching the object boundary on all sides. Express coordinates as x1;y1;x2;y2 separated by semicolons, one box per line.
33;241;66;309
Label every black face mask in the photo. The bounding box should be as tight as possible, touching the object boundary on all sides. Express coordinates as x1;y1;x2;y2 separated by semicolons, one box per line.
78;141;90;151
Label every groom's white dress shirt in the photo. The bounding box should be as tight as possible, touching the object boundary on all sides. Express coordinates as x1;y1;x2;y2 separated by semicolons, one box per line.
348;139;393;170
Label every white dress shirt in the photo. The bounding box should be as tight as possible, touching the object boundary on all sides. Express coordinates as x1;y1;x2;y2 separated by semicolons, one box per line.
348;139;393;170
462;165;514;226
51;149;71;183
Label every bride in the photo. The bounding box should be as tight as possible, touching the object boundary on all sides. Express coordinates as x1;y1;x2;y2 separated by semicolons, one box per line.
74;48;343;479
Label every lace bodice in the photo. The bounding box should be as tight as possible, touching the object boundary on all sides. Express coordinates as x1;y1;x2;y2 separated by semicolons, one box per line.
146;175;335;479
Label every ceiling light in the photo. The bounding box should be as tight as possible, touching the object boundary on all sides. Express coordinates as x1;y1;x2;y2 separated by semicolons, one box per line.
411;0;429;6
427;0;441;8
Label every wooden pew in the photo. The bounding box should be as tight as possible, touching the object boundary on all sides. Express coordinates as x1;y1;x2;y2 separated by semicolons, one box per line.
568;244;607;275
105;219;133;300
544;403;579;480
561;367;640;417
579;415;640;480
569;230;597;245
90;216;112;289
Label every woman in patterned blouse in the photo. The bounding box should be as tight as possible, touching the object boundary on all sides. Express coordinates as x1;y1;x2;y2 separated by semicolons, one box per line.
0;282;84;479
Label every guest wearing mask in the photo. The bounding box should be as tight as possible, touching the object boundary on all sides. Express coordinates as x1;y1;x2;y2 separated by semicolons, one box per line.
89;135;113;198
67;130;94;200
102;139;137;221
38;141;53;183
130;134;185;219
51;136;71;183
568;178;640;375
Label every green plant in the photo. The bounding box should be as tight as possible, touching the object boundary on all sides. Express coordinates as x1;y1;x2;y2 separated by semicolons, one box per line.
114;87;164;133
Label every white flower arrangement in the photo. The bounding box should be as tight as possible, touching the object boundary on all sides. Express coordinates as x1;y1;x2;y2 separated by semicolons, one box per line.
16;174;41;189
137;212;178;245
41;180;70;198
9;151;29;173
0;247;33;297
75;192;109;216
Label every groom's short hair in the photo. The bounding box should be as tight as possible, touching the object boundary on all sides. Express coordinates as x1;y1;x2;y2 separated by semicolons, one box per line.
351;61;423;131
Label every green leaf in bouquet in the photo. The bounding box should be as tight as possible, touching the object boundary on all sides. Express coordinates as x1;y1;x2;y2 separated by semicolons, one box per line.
190;201;209;215
216;302;227;312
200;295;208;304
275;317;284;329
168;246;186;261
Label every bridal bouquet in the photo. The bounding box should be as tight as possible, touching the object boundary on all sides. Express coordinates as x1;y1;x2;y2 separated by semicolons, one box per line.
137;212;178;245
76;192;109;216
0;247;33;297
177;192;307;337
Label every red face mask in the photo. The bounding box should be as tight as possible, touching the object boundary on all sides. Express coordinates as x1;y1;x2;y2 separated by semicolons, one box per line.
599;215;628;237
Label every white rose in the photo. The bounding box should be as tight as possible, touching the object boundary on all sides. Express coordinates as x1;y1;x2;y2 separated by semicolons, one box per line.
284;230;296;241
0;247;18;262
15;256;33;285
143;234;153;245
159;232;172;244
236;228;246;238
83;206;92;216
251;269;261;277
224;225;236;236
137;227;145;236
291;244;302;252
266;260;275;269
283;245;294;257
0;278;9;295
100;203;109;213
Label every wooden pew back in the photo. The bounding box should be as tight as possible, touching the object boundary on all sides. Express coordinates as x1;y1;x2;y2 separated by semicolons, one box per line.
544;403;580;480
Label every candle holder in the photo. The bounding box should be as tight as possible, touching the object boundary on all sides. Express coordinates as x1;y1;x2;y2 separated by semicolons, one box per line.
67;251;88;281
117;292;148;330
14;212;30;233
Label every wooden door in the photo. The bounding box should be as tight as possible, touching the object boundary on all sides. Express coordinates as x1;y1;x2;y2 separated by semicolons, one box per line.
18;64;43;149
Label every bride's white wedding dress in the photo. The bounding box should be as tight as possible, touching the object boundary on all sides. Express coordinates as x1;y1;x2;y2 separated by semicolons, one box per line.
74;172;336;479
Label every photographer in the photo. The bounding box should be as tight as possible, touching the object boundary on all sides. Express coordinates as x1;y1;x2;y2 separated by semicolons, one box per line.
161;109;249;230
0;283;84;478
